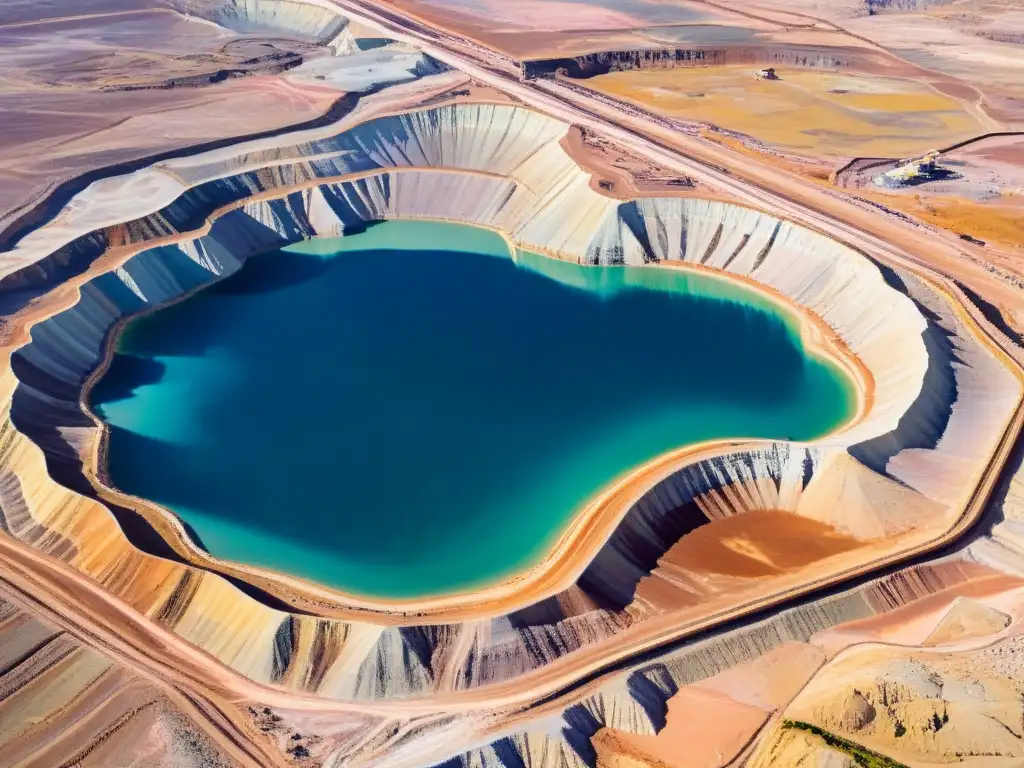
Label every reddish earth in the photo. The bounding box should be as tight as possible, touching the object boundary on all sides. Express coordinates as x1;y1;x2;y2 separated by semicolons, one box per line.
594;687;768;767
654;510;865;579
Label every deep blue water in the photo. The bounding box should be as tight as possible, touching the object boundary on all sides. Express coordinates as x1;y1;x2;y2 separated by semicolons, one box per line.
91;220;856;597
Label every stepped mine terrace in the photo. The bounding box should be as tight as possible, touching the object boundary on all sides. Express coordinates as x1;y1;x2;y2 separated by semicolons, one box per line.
0;2;1023;767
87;218;859;599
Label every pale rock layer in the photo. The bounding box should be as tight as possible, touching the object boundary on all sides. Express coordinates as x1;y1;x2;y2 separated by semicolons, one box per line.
0;103;1018;715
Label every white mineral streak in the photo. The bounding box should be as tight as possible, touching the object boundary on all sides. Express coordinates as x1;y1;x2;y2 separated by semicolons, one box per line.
433;589;879;767
434;557;1008;768
286;48;444;92
188;0;348;41
880;271;1021;508
1;101;1019;717
0;170;187;280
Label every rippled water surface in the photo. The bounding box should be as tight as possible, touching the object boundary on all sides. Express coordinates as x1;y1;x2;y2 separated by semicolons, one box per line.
92;220;856;597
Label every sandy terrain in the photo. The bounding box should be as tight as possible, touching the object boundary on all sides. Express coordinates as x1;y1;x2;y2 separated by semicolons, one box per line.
379;0;787;58
741;575;1024;767
593;642;826;767
0;3;345;236
703;0;1024;123
0;583;250;767
595;687;770;767
839;135;1024;252
757;636;1024;766
586;66;986;158
629;505;888;615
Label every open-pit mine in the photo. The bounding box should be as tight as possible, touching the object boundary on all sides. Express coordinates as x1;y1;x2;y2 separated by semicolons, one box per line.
1;1;1023;767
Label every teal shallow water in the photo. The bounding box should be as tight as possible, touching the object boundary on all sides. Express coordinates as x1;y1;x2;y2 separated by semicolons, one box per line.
91;220;857;598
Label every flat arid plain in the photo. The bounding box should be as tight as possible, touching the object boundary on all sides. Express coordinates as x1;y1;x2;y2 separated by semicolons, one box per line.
0;1;1023;767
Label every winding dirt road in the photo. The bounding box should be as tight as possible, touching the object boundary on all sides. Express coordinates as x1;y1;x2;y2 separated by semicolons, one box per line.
329;0;1024;339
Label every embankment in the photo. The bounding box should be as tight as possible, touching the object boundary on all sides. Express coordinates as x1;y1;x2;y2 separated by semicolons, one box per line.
0;102;1018;707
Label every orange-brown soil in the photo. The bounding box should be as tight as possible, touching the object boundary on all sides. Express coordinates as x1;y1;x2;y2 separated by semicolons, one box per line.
593;642;829;767
657;510;865;579
811;570;1024;656
561;125;713;201
631;510;870;614
593;688;768;768
858;192;1024;252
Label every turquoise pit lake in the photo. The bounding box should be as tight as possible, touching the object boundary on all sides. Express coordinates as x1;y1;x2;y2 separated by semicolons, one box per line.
91;220;857;598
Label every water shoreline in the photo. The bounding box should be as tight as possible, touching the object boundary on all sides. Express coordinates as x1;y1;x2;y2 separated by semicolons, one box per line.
78;216;871;612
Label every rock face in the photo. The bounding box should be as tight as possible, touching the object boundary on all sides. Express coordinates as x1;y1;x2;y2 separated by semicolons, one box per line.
0;100;1019;717
0;593;236;767
522;46;859;79
175;0;348;41
751;636;1024;767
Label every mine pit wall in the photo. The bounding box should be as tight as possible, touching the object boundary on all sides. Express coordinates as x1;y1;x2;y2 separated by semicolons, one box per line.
576;443;822;610
14;170;935;528
0;103;1016;704
4;173;984;699
521;45;870;80
5;103;933;454
428;558;991;768
852;266;1021;508
171;0;349;43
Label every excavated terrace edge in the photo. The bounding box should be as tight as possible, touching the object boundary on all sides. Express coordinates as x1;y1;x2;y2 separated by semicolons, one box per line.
0;97;1003;638
0;100;1020;715
1;94;896;619
0;101;934;621
72;195;871;616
